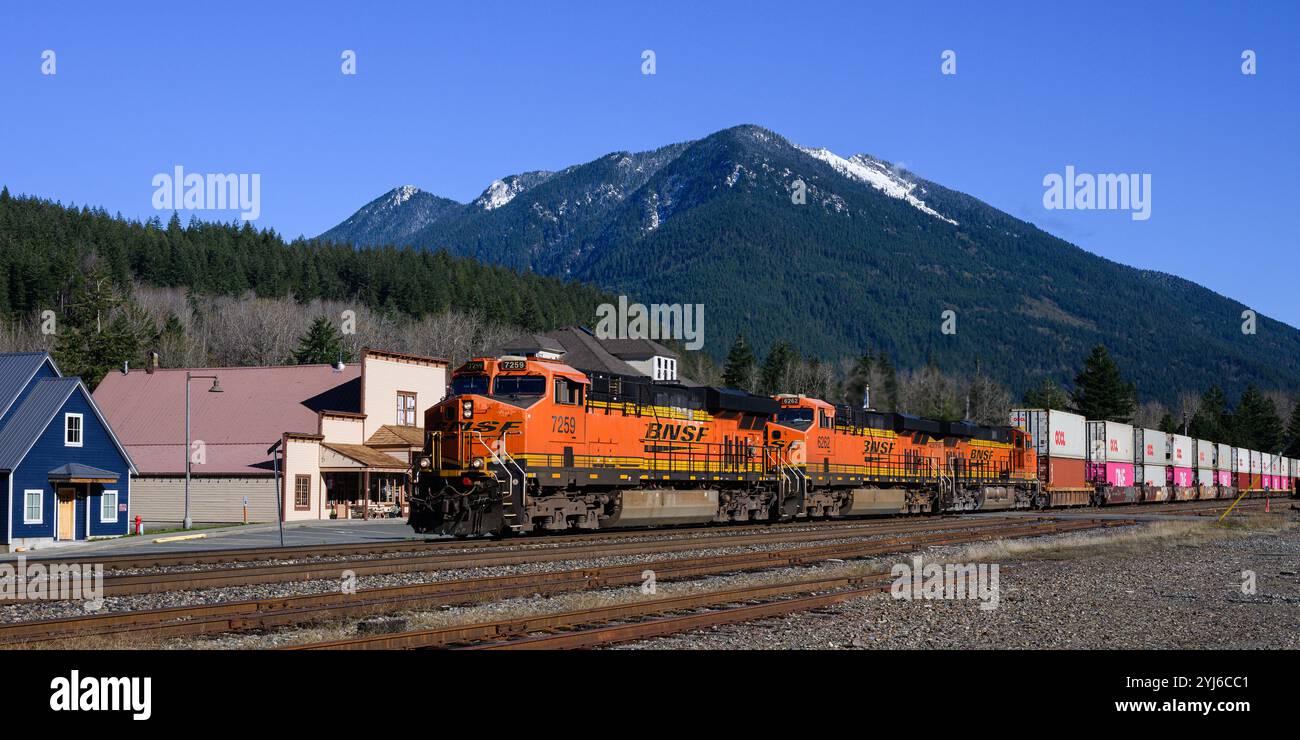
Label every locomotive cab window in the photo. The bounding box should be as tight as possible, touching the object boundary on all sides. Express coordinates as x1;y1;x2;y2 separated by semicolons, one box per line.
493;375;546;396
554;377;584;406
819;410;832;429
776;408;814;428
452;374;490;396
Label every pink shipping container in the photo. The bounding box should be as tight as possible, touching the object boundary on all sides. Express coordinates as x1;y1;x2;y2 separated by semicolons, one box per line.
1215;470;1232;486
1092;462;1135;487
1168;467;1194;487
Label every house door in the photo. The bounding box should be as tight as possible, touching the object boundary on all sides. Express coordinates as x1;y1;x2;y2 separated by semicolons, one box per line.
57;488;75;540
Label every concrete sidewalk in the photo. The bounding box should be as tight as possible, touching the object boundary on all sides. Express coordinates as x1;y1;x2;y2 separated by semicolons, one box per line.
2;517;433;560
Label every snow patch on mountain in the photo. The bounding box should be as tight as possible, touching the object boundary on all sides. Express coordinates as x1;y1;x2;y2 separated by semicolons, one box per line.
476;179;522;210
796;145;957;225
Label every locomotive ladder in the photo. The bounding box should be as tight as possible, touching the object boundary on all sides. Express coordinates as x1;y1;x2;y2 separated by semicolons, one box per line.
475;431;527;532
774;448;808;517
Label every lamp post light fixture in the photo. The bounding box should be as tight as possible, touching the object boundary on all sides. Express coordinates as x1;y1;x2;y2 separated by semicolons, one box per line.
184;372;222;530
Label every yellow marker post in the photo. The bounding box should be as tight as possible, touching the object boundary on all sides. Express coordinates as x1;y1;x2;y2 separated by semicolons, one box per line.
1217;490;1251;522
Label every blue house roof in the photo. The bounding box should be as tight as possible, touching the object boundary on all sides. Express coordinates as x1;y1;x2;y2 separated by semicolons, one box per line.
0;352;59;420
0;355;137;475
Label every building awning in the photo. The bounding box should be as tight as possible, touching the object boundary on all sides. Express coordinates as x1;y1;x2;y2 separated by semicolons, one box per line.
365;424;425;448
48;463;120;483
320;443;409;472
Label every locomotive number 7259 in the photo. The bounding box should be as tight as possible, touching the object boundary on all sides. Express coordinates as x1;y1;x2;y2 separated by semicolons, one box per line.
552;415;576;434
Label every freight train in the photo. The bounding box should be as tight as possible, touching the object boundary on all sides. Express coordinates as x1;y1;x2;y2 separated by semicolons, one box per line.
408;354;1297;536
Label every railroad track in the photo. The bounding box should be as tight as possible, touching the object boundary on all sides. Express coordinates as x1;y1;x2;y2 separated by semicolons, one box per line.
286;517;1126;651
15;496;1286;576
8;515;1047;600
14;513;1026;572
0;517;1127;647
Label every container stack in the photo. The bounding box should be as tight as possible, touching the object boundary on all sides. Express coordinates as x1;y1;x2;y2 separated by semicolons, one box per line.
1194;439;1215;489
1215;442;1233;488
1011;409;1088;504
1234;447;1251;490
1135;428;1168;498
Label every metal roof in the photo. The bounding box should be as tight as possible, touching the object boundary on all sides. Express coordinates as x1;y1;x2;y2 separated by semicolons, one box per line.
0;352;55;421
48;463;120;481
0;377;78;470
93;363;362;474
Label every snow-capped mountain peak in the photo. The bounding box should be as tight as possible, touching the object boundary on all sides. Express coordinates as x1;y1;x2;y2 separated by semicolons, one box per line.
473;171;555;211
388;184;421;206
795;145;957;224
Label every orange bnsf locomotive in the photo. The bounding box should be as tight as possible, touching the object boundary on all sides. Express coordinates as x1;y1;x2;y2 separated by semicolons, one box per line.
408;355;1041;536
767;394;1040;518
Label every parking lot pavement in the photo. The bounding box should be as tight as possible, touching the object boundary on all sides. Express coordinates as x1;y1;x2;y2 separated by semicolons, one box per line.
2;518;433;560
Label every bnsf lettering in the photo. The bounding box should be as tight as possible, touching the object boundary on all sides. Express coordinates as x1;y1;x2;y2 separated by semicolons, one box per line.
445;421;520;434
644;422;708;442
864;440;894;456
971;449;994;462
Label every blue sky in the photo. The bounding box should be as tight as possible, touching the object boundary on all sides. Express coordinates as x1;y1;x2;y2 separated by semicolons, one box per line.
2;1;1297;325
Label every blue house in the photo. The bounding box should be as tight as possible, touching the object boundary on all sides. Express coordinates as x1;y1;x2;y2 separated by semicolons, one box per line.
0;353;136;550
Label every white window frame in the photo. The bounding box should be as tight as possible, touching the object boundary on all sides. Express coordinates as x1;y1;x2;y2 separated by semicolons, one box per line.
101;490;119;523
64;412;83;447
23;489;43;524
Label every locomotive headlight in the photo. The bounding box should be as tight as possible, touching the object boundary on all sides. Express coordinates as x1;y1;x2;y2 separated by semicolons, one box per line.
461;400;474;419
418;456;432;470
470;457;485;470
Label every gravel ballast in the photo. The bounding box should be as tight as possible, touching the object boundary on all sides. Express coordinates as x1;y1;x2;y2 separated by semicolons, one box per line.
616;516;1300;650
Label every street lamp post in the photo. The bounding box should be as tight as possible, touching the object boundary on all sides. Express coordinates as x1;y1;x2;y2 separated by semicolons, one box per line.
184;372;223;530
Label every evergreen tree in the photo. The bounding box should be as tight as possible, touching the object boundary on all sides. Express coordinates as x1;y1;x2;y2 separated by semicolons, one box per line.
1235;384;1284;452
1070;345;1137;422
1284;401;1300;457
877;350;899;413
842;351;874;409
1023;377;1071;410
292;316;353;365
721;334;756;391
1158;413;1178;434
1187;385;1230;442
759;340;797;394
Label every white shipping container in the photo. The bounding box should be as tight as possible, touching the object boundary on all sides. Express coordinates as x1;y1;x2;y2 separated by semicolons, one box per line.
1087;420;1133;463
1194;440;1214;470
1167;434;1192;467
1197;468;1215;486
1216;443;1232;472
1235;447;1250;473
1268;454;1279;476
1010;408;1086;460
1141;464;1167;486
1250;451;1262;474
1136;428;1167;464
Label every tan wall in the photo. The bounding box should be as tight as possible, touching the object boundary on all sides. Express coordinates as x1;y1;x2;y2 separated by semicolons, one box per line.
362;355;446;439
132;476;279;525
321;415;364;444
283;437;323;521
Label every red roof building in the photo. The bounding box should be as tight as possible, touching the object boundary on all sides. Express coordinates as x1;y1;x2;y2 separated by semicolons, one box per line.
93;349;446;525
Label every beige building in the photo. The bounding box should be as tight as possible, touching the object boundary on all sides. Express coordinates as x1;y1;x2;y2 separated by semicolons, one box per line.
93;348;446;526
